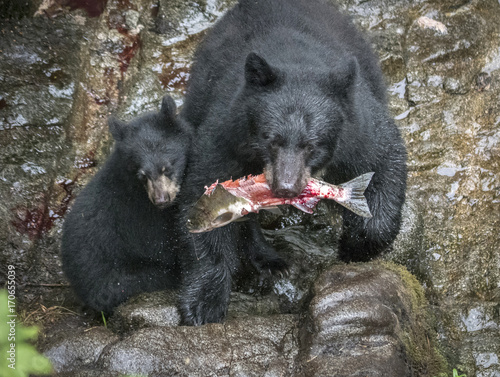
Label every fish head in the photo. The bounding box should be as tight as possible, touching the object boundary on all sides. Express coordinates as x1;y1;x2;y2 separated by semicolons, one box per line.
186;184;250;233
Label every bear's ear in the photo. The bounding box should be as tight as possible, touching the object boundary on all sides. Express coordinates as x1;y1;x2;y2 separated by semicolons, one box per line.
160;95;177;118
245;52;279;87
326;57;359;99
108;116;128;141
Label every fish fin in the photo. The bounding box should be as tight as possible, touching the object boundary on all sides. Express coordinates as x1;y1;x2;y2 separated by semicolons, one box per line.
337;172;374;218
262;206;283;215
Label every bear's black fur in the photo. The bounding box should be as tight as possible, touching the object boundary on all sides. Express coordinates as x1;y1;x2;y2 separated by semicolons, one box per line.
179;0;407;325
62;95;191;313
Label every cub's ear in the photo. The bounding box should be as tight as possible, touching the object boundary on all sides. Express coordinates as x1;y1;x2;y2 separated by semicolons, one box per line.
245;52;280;87
160;95;177;118
326;56;359;99
108;116;128;141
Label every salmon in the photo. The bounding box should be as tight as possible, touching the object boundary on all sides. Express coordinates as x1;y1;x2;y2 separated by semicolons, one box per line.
186;172;374;233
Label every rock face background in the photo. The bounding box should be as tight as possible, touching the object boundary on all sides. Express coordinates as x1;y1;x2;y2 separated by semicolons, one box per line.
0;0;499;376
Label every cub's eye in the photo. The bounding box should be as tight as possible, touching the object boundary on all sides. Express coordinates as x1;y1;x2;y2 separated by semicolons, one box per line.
261;131;271;140
161;164;173;176
137;170;147;182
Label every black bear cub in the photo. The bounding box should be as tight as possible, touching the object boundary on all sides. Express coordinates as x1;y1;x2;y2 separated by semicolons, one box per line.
62;95;190;313
178;0;407;325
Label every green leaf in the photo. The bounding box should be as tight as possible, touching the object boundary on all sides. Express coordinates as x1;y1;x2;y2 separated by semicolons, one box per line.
0;290;53;376
101;311;108;328
453;368;467;377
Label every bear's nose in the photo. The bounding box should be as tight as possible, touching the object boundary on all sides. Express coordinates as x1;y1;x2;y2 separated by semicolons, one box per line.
274;183;299;198
154;192;169;204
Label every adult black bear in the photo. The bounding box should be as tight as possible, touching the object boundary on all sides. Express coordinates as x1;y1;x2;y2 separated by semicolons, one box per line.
179;0;407;325
62;95;191;313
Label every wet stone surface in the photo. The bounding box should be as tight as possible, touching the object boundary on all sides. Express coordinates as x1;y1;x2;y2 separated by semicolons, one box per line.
44;327;120;373
110;290;182;332
1;0;500;376
42;263;441;376
375;2;500;375
298;264;433;377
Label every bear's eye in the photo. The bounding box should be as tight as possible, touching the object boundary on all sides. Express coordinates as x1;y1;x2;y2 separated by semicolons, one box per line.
261;131;271;140
270;134;285;148
298;141;315;156
137;170;147;182
307;143;315;154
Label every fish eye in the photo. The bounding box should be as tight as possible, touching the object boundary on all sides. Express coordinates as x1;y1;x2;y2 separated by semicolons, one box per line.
213;212;234;225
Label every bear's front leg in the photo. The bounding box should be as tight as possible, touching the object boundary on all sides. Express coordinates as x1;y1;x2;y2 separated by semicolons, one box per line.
338;162;406;262
179;226;240;325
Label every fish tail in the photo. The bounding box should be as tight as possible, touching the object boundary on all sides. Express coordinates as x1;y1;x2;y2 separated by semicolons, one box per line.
336;172;375;218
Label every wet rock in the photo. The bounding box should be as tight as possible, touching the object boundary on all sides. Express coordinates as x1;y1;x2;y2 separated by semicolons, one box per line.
298;263;446;377
404;3;491;104
44;327;119;373
0;18;82;131
99;315;297;376
110;290;281;333
154;0;237;42
443;77;469;95
223;316;298;376
227;291;281;318
43;263;445;376
124;9;140;31
110;290;181;333
0;14;89;305
442;303;500;377
129;23;202;110
0;14;84;136
382;1;500;374
386;199;432;288
116;68;166;118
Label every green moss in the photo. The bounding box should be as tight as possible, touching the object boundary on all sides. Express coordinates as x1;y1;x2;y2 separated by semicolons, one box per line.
377;261;449;376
